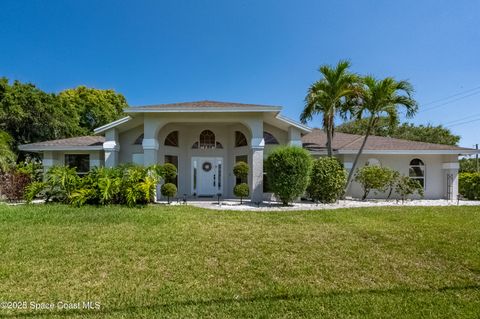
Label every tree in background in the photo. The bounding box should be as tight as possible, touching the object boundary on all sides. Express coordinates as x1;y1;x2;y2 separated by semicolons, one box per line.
0;78;73;147
337;116;460;146
0;78;127;152
300;60;359;157
57;86;127;134
0;130;16;171
345;76;418;192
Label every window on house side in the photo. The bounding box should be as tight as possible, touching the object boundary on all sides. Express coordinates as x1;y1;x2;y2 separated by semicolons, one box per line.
65;154;90;175
409;158;425;188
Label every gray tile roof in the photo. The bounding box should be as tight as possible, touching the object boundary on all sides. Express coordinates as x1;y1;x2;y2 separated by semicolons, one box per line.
18;130;473;153
302;129;473;152
19;136;105;151
129;100;281;110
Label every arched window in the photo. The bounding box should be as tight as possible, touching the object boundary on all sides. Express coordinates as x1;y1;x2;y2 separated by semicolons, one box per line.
192;130;223;149
409;158;425;188
164;131;179;147
264;131;279;145
366;158;381;166
235;131;248;147
134;133;144;145
199;130;216;149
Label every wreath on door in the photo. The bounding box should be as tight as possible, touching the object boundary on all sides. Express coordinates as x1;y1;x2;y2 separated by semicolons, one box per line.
202;162;212;172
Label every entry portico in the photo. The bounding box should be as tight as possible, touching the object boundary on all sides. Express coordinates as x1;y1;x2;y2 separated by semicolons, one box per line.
94;101;311;202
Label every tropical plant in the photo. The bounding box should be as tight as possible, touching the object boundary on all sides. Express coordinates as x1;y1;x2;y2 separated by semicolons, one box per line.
265;146;313;205
354;165;396;200
346;76;418;192
161;183;177;204
300;60;360;157
459;172;480;200
233;183;249;204
306;157;347;203
395;175;424;203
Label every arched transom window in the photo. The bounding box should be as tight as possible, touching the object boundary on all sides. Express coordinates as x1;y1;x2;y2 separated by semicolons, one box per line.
192;130;223;149
409;158;425;188
264;131;279;145
164;131;179;147
235;131;248;147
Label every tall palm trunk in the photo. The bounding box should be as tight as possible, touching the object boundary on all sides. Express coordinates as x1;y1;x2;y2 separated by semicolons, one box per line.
345;116;377;193
325;111;334;157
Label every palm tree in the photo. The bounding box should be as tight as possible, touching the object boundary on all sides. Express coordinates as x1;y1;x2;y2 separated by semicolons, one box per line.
300;60;359;157
345;76;418;191
0;130;16;172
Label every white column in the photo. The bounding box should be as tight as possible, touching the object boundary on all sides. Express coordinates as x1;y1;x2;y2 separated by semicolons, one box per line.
247;118;264;203
288;126;303;146
443;162;459;200
142;138;159;166
103;129;119;168
143;117;164;166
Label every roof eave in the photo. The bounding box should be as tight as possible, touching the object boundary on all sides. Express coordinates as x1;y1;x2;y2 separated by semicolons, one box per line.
124;106;282;113
93;116;132;134
18;146;104;152
275;114;312;133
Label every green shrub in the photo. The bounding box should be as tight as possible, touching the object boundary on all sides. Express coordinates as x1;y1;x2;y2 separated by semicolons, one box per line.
161;183;177;203
354;166;396;200
234;183;249;204
265;146;312;205
27;163;171;207
459;172;480;200
395;175;424;202
163;163;177;183
306;157;347;203
233;161;249;181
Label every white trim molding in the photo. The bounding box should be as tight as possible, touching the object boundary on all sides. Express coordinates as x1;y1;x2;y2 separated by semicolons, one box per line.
442;162;460;170
94;116;132;134
276;114;312;133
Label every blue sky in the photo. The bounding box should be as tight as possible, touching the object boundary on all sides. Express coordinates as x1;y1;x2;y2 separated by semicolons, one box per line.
1;0;479;147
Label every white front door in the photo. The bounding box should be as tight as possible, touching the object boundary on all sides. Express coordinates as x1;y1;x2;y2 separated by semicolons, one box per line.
192;157;223;196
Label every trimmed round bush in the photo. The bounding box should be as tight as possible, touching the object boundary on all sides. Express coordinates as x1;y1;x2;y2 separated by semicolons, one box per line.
161;182;177;203
233;161;249;180
265;146;312;205
234;183;249;204
163;163;177;183
306;157;347;203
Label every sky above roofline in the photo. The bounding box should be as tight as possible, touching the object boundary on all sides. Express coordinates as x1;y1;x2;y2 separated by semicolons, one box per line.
1;0;479;148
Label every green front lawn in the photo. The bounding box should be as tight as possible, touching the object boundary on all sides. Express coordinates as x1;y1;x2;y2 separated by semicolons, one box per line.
0;204;479;318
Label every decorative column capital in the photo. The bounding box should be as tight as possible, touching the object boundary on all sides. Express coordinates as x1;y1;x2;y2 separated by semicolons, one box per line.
142;138;159;150
103;140;120;151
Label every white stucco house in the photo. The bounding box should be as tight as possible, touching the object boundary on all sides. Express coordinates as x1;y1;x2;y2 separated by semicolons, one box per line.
19;100;478;202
